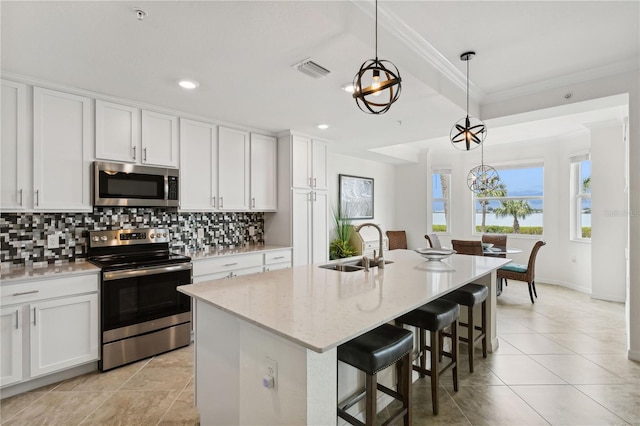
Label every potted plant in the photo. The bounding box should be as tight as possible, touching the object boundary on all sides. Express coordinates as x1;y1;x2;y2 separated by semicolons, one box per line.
329;208;357;260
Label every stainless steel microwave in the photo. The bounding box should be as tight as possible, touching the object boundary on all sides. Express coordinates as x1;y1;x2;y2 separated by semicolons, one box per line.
93;161;179;207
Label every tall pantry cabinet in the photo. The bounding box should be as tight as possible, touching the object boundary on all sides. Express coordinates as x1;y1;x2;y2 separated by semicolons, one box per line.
265;131;328;266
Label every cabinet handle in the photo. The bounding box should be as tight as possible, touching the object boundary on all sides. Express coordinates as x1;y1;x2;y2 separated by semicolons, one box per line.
12;290;39;297
133;146;137;160
252;197;256;208
15;310;19;329
212;197;217;208
313;177;317;188
273;256;285;260
143;147;148;162
35;190;39;206
19;189;23;206
313;192;317;202
224;262;238;267
33;307;37;326
308;192;312;202
309;177;313;187
220;197;224;208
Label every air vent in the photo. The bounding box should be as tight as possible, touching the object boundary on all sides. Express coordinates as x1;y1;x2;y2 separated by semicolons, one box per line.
293;58;331;79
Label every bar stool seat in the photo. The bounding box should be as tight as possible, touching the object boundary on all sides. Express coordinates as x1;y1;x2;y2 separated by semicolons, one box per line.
440;283;488;373
395;299;459;415
338;323;413;426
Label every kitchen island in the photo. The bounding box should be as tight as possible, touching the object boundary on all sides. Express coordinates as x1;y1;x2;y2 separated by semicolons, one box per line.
178;249;510;425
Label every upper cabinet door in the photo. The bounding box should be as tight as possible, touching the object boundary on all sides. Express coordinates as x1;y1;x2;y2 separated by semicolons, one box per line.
311;140;327;190
33;87;91;211
180;119;218;211
250;134;277;211
218;126;250;211
291;135;312;189
141;110;179;168
1;80;28;211
95;100;140;163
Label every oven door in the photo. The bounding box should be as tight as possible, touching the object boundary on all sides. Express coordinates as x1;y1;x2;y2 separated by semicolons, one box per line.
101;263;192;341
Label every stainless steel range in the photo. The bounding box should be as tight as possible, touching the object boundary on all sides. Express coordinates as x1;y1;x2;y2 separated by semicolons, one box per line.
87;228;192;371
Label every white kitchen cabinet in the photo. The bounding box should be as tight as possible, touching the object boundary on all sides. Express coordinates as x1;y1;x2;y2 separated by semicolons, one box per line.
0;306;23;387
218;126;250;211
192;253;263;283
33;87;92;211
95;100;140;163
292;189;328;266
250;133;277;211
0;273;99;388
264;249;292;272
264;131;329;266
291;134;327;190
29;293;99;378
141;110;179;168
1;80;28;211
95;100;178;168
180;119;218;210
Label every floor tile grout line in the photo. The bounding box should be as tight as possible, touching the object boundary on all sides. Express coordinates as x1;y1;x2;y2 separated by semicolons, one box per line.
571;383;634;425
155;371;196;425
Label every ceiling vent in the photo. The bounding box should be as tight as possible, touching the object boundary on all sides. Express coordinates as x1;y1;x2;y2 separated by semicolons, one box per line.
293;58;331;79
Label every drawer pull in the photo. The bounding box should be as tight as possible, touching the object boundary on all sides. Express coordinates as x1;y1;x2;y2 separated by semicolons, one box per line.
33;307;37;326
273;256;285;260
224;262;238;267
15;310;19;329
12;290;39;297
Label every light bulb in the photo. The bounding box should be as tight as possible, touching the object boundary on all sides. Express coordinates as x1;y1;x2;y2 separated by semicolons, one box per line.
371;70;381;97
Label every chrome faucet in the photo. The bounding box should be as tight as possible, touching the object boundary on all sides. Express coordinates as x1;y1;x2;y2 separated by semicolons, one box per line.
354;223;385;269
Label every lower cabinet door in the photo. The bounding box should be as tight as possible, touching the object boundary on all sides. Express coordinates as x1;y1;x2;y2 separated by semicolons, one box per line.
1;306;23;387
30;294;99;378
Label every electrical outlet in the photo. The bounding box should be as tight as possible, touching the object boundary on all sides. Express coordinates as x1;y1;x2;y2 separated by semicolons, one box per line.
47;234;60;249
264;356;277;389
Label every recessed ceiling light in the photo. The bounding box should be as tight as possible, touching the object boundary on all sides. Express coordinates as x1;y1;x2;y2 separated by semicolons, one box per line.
178;80;199;90
341;84;355;94
317;124;330;130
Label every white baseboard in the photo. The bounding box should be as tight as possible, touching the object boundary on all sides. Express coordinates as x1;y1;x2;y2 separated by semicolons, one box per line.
628;349;640;362
0;362;97;399
590;292;626;303
536;277;591;294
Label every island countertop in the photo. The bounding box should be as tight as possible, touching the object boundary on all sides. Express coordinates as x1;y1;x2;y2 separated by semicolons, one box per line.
178;249;510;353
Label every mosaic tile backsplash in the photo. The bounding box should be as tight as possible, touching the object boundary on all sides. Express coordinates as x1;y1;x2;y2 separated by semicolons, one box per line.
0;208;264;268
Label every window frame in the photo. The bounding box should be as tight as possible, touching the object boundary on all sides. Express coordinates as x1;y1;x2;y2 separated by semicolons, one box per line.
431;168;452;235
472;161;545;237
570;153;591;242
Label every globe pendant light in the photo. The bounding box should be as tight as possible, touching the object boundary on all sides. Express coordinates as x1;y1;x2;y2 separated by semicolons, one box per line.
451;51;486;151
467;136;499;194
352;0;402;114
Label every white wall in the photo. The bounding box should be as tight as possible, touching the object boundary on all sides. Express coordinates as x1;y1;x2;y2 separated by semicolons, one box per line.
326;152;396;241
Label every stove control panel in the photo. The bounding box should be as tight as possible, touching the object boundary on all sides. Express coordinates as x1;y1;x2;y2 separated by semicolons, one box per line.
88;228;171;247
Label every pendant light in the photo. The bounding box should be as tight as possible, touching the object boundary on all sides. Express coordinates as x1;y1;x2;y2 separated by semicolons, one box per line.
467;137;499;194
451;51;486;151
352;0;402;114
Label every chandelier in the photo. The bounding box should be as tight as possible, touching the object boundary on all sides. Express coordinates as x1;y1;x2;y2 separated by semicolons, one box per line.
451;51;486;151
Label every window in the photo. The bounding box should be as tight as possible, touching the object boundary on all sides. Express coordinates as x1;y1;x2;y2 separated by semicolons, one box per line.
571;154;591;239
432;170;451;233
474;164;544;235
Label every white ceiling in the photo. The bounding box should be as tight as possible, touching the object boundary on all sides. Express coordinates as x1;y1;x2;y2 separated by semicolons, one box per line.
2;1;638;163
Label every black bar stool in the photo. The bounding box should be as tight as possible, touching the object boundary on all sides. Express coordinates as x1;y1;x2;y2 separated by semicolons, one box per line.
395;299;459;415
337;323;413;426
440;283;488;373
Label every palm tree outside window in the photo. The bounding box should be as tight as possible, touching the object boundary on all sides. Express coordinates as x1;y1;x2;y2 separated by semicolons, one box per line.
473;164;544;235
571;154;591;239
432;169;451;233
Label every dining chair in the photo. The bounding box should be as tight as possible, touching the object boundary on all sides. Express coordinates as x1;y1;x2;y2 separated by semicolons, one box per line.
451;240;483;256
387;230;408;250
481;234;507;258
497;240;546;303
424;233;442;249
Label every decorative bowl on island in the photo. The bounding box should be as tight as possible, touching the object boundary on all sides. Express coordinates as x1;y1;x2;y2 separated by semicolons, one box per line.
414;248;456;261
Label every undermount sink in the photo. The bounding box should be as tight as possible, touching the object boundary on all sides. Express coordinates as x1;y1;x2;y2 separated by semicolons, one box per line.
318;263;364;272
348;259;394;268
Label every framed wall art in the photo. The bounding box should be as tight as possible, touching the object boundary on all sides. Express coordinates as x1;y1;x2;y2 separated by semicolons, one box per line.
339;174;374;219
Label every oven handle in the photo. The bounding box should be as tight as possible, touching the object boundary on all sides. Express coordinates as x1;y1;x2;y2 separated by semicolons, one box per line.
103;263;192;281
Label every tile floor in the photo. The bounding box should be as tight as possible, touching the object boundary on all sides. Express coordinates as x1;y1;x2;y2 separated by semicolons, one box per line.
2;282;639;425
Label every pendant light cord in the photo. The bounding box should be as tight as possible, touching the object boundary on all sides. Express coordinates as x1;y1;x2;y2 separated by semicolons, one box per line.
466;58;470;117
375;0;378;60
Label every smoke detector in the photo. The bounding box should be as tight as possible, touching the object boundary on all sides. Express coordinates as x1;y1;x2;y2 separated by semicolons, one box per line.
292;58;331;79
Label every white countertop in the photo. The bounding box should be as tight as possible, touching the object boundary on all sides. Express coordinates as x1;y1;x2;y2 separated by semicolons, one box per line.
186;244;291;261
178;249;510;353
0;260;101;284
